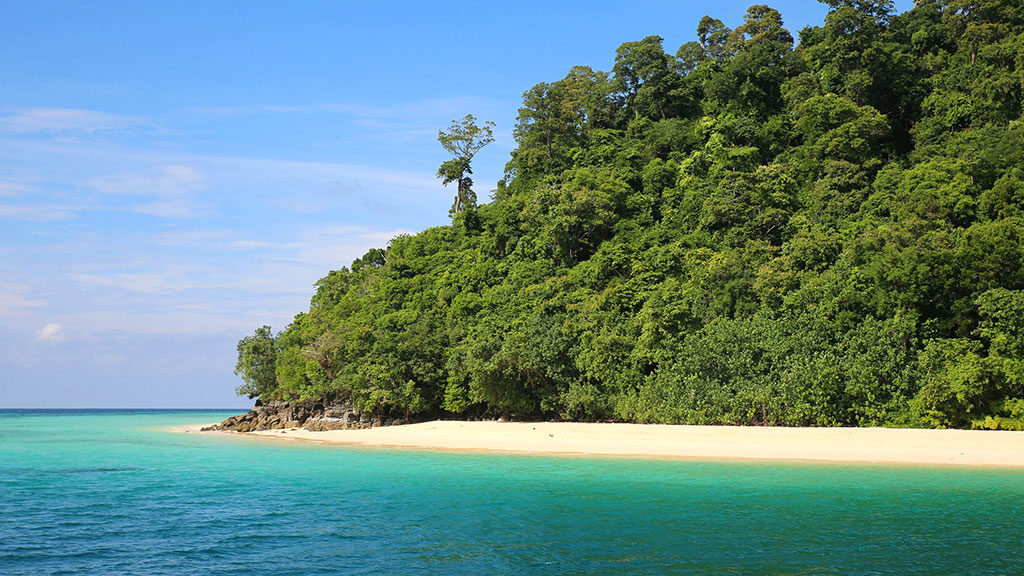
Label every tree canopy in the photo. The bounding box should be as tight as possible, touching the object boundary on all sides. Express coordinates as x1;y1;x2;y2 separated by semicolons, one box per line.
235;0;1024;430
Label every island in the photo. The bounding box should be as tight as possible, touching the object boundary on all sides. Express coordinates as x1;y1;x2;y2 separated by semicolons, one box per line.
217;1;1024;437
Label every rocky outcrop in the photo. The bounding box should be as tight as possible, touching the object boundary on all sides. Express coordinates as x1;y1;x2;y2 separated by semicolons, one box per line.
202;398;408;432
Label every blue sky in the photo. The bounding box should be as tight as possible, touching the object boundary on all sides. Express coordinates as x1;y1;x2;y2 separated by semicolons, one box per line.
1;0;914;408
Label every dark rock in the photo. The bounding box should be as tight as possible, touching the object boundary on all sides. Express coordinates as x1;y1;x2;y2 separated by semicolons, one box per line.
206;397;408;432
323;405;347;419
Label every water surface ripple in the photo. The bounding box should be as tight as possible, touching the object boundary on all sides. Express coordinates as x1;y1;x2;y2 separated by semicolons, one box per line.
1;410;1022;575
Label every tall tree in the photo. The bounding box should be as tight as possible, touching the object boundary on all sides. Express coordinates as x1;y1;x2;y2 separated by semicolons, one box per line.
697;16;735;60
612;36;681;120
437;115;495;216
705;5;797;117
805;0;900;107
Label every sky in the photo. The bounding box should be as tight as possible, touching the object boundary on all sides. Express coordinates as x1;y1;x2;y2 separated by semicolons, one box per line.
0;0;915;408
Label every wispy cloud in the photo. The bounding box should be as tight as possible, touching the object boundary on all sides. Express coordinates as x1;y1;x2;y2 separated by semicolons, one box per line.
0;180;34;197
0;122;456;220
89;164;206;218
90;164;204;195
51;308;267;337
67;224;409;303
187;96;514;144
226;239;302;250
201;155;436;189
186;104;310;117
150;229;302;251
294;225;413;269
149;228;310;252
70;271;199;295
189;96;508;120
150;228;232;246
0;98;478;341
0;202;80;221
0;282;48;316
0;107;146;136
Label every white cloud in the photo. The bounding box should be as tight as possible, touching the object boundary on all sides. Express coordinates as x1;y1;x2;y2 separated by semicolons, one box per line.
186;96;514;145
64;224;409;314
150;229;300;251
188;96;507;122
57;307;283;337
69;271;196;295
130;199;198;218
0;180;33;197
203;155;436;190
151;229;233;246
89;164;206;218
226;239;301;250
0;107;143;135
91;164;204;196
293;225;412;269
0;282;48;317
0;134;449;220
36;322;65;343
0;292;47;315
0;202;80;221
0;100;479;340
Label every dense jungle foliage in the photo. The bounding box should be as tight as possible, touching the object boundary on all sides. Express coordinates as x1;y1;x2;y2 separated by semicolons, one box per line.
236;0;1024;429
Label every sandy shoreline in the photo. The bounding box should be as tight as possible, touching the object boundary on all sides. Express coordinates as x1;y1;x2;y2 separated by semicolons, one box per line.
177;420;1024;467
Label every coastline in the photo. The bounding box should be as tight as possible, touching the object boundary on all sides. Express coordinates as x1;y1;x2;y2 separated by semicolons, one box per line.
180;420;1024;467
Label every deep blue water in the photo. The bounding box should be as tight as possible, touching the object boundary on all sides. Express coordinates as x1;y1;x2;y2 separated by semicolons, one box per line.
1;410;1023;575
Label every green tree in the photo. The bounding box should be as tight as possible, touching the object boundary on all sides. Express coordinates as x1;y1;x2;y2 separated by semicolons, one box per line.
437;115;495;216
702;5;797;117
234;326;279;399
231;2;1024;430
696;16;735;61
612;36;682;120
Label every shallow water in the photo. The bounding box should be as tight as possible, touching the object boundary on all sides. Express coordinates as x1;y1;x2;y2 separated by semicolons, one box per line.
1;410;1022;575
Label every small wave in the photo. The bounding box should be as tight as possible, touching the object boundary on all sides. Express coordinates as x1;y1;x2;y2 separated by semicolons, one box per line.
65;467;143;474
4;467;145;475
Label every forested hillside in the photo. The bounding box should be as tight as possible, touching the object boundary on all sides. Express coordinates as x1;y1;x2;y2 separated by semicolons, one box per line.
235;0;1024;429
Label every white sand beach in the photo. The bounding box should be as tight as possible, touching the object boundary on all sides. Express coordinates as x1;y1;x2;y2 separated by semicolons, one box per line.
181;420;1024;467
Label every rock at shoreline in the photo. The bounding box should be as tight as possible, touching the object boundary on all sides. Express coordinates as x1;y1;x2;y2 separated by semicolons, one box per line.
201;399;408;432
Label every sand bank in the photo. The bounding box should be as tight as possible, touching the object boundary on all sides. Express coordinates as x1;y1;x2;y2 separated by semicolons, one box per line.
183;420;1024;467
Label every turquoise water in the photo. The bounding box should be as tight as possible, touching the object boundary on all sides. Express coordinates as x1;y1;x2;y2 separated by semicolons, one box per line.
1;411;1023;575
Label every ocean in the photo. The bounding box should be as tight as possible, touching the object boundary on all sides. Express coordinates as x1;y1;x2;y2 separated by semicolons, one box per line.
1;410;1022;575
